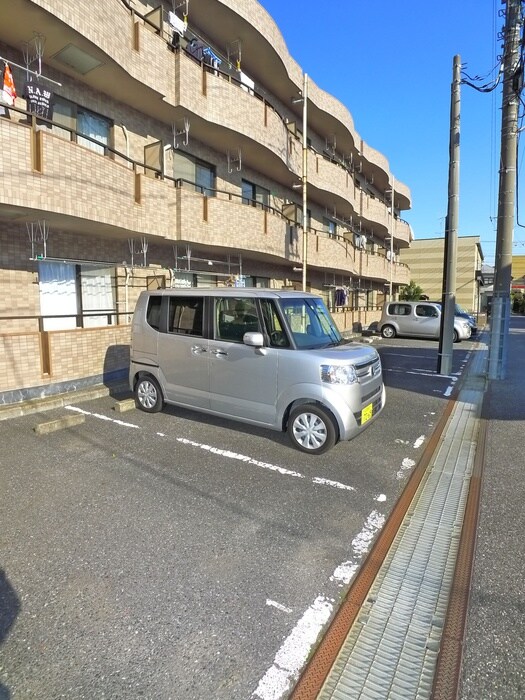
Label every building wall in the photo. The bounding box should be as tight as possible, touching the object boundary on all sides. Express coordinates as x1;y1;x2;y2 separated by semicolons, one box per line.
512;255;525;281
399;237;483;311
0;0;413;403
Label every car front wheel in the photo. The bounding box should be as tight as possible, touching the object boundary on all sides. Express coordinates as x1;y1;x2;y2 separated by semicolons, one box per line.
135;375;164;413
287;404;337;455
381;324;396;339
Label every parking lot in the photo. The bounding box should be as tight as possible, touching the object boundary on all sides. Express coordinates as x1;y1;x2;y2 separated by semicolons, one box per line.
0;336;476;700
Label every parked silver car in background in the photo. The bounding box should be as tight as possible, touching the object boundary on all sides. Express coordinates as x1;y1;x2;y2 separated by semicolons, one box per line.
378;301;471;342
428;301;478;335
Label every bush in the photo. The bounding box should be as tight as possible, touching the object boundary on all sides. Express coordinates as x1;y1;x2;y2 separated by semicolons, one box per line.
400;280;425;301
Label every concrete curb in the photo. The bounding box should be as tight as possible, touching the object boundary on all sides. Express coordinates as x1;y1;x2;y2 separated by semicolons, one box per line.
33;413;86;435
0;381;131;422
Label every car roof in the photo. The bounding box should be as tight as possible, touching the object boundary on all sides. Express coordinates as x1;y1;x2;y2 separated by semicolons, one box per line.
141;287;321;299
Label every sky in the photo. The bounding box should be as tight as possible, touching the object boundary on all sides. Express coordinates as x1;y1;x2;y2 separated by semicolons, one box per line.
257;0;525;267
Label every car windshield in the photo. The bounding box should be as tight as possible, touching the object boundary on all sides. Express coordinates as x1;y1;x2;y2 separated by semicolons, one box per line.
436;302;471;317
278;297;342;349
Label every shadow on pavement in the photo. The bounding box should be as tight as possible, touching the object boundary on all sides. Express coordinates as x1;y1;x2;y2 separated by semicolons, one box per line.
0;568;20;699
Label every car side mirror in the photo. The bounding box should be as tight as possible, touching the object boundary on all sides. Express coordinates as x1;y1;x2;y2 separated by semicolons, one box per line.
243;331;264;347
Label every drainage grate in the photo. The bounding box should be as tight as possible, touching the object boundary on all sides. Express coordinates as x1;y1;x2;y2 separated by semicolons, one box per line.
317;386;484;700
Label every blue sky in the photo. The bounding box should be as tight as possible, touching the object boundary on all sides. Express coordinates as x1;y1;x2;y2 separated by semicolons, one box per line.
257;0;525;267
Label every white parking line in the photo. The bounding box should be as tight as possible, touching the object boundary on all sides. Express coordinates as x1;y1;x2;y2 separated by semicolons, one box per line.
177;437;356;491
65;405;140;428
266;600;293;614
65;405;357;493
252;509;386;700
65;403;389;699
413;435;425;449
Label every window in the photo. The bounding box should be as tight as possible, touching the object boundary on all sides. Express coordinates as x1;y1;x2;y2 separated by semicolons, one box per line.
416;304;438;318
38;261;77;330
215;297;260;342
50;96;75;139
77;108;110;155
38;261;116;330
167;296;204;336
260;299;290;348
387;303;411;316
81;266;115;327
195;161;215;197
323;217;337;239
279;297;341;349
146;296;162;330
242;180;270;210
50;97;112;154
173;150;216;196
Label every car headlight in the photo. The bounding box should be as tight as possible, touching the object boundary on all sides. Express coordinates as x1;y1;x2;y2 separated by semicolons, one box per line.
320;364;358;384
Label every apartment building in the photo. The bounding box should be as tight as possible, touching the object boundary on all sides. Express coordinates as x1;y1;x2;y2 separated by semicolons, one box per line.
0;0;412;403
399;236;484;312
511;255;525;284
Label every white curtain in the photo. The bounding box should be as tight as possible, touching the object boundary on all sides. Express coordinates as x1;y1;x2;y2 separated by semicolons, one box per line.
81;266;115;327
38;262;77;330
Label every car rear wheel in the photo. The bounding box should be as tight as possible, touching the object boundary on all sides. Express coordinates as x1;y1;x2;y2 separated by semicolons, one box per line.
381;324;396;339
135;375;164;413
287;404;337;455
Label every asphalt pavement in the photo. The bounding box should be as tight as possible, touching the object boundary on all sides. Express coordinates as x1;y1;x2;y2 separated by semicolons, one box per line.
0;321;523;699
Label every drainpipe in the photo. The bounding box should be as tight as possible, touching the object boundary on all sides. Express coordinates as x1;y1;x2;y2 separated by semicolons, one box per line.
125;266;132;322
120;124;130;165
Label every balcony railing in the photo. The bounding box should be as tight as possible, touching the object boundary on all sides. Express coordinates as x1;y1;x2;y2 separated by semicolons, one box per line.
2;103;409;283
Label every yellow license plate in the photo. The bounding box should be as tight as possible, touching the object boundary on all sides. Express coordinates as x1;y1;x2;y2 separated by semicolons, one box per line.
361;403;373;424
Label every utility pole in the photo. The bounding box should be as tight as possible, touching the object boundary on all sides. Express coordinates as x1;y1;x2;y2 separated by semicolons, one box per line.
437;55;461;375
389;177;395;300
301;72;308;292
489;0;523;379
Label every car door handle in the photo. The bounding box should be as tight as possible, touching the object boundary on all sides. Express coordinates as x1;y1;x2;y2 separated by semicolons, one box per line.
191;345;207;354
210;348;228;357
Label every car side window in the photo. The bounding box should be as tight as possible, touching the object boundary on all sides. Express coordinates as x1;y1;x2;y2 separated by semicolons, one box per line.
388;303;411;316
261;299;290;348
416;304;437;318
167;296;204;336
215;297;260;342
146;296;162;330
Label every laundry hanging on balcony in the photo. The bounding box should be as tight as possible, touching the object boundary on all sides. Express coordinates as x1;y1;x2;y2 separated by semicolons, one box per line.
239;70;255;95
334;286;349;307
23;79;54;120
202;46;221;66
0;62;17;116
168;11;187;37
187;38;221;68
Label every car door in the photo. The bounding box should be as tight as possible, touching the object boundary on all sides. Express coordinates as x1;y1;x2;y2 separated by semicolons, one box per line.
413;303;440;338
156;294;210;409
209;296;279;425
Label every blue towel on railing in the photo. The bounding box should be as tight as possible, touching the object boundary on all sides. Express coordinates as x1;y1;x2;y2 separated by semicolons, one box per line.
202;47;221;65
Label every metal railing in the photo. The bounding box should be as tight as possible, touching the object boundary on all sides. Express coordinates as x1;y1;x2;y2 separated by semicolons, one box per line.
0;310;130;333
4;104;410;266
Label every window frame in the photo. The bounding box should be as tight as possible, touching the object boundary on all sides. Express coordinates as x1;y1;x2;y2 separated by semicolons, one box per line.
214;296;261;343
172;150;216;197
241;179;270;210
166;296;204;337
51;96;113;154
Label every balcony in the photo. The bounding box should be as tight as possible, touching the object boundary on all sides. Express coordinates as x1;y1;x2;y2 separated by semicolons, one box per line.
0;103;412;287
0;117;175;241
